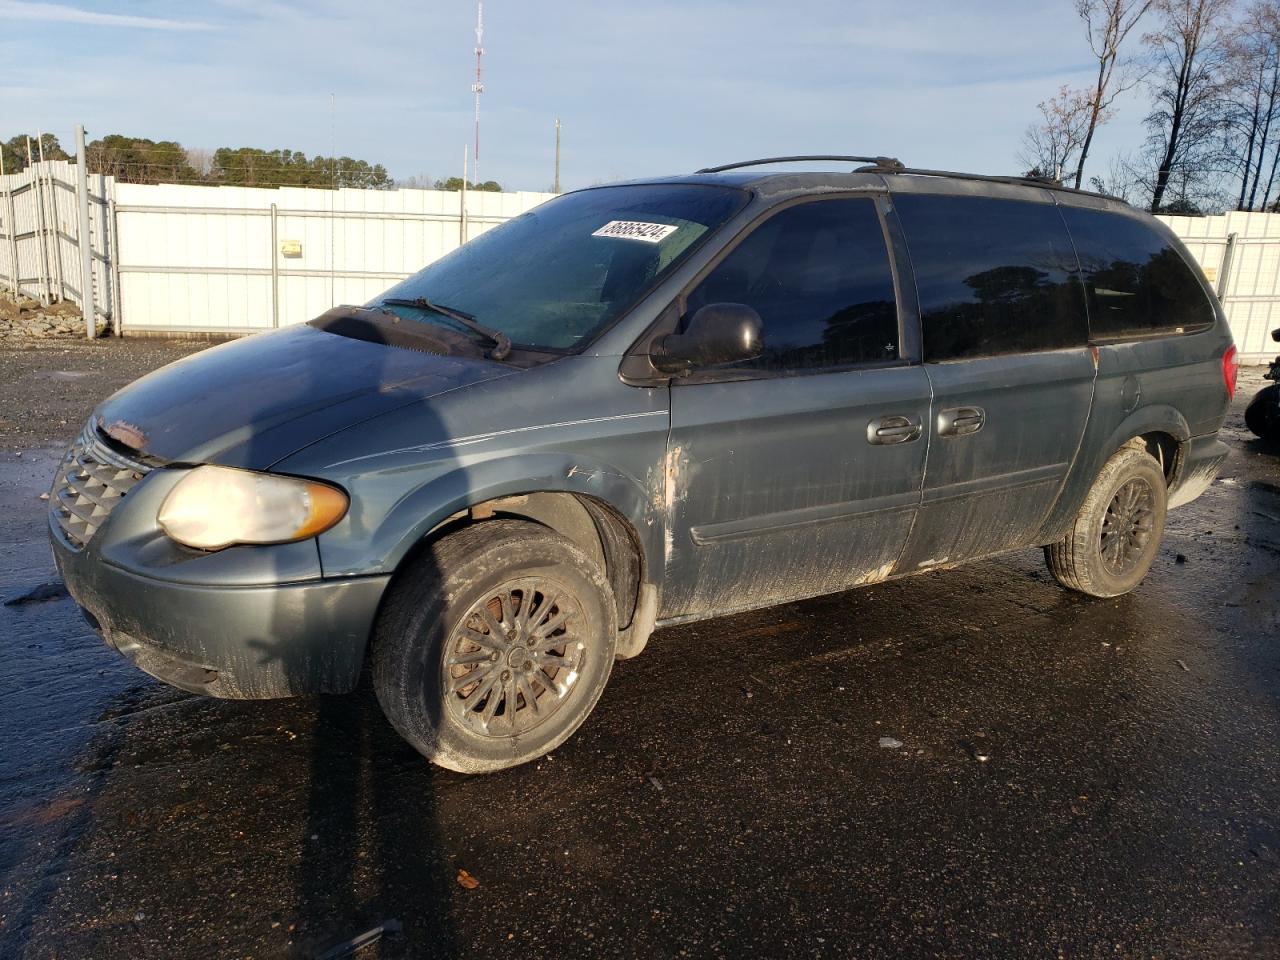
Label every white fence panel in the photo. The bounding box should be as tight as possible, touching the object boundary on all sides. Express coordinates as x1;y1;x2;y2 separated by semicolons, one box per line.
9;167;1280;356
1159;211;1280;361
0;159;113;319
113;183;554;334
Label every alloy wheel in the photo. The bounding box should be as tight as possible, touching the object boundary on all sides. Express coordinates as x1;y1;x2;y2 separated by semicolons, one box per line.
442;578;586;738
1100;478;1156;576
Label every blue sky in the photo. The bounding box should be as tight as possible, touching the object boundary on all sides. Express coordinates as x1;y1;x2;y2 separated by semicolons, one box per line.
1;0;1150;191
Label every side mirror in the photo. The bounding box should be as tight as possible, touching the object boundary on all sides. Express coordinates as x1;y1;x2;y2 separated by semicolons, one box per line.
651;302;764;374
1271;327;1279;343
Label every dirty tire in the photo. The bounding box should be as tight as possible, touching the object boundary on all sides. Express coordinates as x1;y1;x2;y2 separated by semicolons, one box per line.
1244;383;1280;441
373;519;617;773
1044;446;1168;598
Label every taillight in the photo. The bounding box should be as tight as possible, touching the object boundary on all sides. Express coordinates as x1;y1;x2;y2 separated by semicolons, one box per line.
1223;345;1239;399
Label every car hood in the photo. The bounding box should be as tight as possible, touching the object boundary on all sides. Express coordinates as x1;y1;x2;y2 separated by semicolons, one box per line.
93;324;517;469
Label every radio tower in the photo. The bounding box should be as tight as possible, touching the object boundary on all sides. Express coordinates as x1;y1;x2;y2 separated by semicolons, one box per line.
471;0;484;186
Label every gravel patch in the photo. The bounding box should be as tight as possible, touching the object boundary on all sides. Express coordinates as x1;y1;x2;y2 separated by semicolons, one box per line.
0;338;213;450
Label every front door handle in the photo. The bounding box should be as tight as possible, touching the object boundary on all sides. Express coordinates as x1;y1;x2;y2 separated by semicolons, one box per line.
938;406;985;437
867;414;922;445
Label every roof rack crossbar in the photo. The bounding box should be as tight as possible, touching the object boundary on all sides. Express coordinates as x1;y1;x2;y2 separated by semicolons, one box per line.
696;155;905;174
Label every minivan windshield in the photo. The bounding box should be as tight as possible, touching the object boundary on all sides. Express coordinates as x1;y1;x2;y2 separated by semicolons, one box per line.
375;184;748;351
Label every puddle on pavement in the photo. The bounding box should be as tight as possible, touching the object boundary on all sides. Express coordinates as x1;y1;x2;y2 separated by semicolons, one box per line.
0;445;144;943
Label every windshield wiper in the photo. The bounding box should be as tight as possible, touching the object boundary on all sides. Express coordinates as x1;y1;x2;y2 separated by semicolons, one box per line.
381;297;512;360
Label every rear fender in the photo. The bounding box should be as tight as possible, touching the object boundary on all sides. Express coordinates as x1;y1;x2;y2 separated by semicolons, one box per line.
1038;403;1191;544
1099;404;1192;465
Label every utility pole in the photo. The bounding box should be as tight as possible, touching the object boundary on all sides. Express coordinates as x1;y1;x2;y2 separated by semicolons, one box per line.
554;118;561;194
471;0;484;187
460;144;469;246
1;147;16;299
0;148;7;296
329;92;337;308
75;124;97;339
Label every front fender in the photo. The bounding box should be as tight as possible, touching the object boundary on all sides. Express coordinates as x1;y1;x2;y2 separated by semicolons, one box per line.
275;353;671;580
317;451;664;578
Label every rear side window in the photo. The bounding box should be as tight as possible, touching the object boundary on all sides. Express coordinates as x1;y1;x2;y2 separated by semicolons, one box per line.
684;197;898;372
1058;207;1216;340
894;194;1088;361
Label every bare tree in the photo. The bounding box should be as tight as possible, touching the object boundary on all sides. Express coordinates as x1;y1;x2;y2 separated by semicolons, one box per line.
1145;0;1237;212
1073;0;1155;188
1019;86;1095;178
1224;2;1280;208
1089;152;1144;200
1260;103;1280;204
184;147;215;179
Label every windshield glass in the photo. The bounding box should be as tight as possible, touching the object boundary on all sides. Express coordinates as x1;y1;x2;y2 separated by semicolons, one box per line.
375;184;748;351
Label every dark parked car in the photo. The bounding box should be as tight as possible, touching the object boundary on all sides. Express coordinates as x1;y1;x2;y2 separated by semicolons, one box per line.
1244;326;1280;441
51;157;1238;772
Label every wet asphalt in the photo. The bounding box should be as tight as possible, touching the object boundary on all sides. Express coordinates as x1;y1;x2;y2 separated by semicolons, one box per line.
0;344;1277;959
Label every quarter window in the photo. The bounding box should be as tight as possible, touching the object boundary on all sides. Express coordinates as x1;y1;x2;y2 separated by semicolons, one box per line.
683;197;899;372
894;194;1088;361
1058;206;1216;340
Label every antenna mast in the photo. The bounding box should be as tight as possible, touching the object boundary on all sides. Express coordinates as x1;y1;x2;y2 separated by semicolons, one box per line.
471;0;484;186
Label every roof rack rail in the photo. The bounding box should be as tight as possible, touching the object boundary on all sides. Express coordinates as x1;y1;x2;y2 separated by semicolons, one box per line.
885;167;1126;203
867;165;1126;204
693;156;1126;204
696;155;905;174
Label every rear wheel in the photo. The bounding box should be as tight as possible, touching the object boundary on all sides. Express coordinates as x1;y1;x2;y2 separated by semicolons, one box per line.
373;519;617;773
1044;446;1168;598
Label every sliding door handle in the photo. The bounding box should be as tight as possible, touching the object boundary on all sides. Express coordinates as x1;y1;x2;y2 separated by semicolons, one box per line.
867;414;922;445
937;406;985;438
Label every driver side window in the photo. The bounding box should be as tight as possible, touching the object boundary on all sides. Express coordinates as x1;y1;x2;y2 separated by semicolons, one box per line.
684;197;899;372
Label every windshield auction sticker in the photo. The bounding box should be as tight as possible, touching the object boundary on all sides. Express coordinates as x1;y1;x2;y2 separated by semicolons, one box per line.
592;220;678;243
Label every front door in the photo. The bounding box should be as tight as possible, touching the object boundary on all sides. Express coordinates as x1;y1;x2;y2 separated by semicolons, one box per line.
889;191;1097;570
660;195;931;620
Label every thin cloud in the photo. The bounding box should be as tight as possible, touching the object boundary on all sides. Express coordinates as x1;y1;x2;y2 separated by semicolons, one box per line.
1;1;217;31
2;0;1149;190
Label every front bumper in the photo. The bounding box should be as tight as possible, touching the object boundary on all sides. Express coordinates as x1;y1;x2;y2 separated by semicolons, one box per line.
52;522;390;699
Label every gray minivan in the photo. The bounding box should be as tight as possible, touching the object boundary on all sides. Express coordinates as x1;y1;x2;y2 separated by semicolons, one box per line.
50;157;1238;772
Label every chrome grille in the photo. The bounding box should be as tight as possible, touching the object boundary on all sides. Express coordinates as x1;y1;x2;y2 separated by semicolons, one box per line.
51;426;151;550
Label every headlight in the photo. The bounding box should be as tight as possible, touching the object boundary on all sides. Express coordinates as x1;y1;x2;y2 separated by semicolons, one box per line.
158;465;348;551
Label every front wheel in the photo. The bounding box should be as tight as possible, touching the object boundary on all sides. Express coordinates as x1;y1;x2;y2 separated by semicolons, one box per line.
373;519;617;773
1044;446;1168;598
1245;383;1280;441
